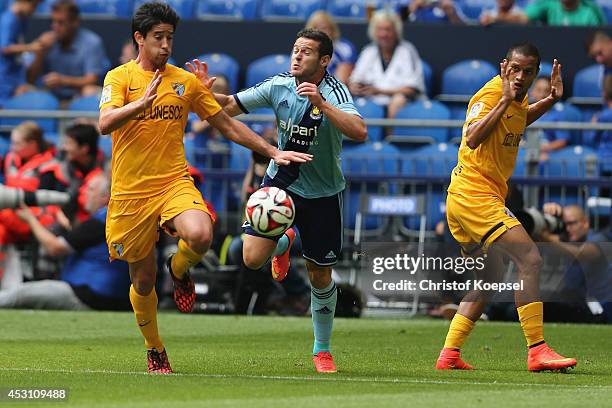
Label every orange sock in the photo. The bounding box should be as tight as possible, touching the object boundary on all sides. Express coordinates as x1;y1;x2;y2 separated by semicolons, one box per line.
517;302;545;347
129;285;164;351
443;313;476;350
171;239;203;279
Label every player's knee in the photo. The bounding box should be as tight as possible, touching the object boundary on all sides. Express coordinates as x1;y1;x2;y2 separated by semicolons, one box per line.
131;274;156;295
518;246;543;274
243;249;266;270
307;264;332;288
182;225;212;254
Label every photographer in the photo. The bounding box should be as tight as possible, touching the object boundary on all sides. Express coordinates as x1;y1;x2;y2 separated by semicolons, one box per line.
0;173;131;310
539;203;612;323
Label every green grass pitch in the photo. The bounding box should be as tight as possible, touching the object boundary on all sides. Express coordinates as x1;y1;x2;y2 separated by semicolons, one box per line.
1;310;611;407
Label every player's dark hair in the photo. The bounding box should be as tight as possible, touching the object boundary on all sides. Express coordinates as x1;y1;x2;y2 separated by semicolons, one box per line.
296;28;333;59
132;1;179;47
65;123;99;158
51;0;79;20
506;42;541;67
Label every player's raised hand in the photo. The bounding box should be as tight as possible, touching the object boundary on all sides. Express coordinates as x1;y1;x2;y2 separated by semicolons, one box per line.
549;59;563;101
500;59;516;101
296;82;323;107
186;59;217;89
272;150;313;166
141;69;162;110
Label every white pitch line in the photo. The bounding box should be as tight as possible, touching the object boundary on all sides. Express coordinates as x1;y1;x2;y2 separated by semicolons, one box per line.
0;367;609;389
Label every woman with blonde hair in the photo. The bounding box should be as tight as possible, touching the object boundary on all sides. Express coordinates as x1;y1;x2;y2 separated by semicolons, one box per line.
306;11;356;83
349;8;425;118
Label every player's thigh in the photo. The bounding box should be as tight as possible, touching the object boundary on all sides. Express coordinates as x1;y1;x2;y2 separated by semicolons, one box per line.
160;178;216;238
106;198;160;263
294;192;342;267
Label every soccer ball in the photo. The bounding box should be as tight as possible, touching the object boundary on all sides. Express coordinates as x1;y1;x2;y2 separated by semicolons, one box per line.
245;187;295;236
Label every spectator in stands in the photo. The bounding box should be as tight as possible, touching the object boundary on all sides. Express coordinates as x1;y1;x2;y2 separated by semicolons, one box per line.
0;173;132;310
408;0;468;24
539;203;612;323
305;11;356;84
586;74;612;181
119;38;137;66
528;76;576;159
53;123;104;222
0;0;41;102
516;0;606;26
349;9;425;118
587;30;612;80
26;0;110;101
480;0;525;25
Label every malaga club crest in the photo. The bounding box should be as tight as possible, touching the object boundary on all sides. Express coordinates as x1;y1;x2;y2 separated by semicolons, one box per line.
310;106;322;120
172;82;185;96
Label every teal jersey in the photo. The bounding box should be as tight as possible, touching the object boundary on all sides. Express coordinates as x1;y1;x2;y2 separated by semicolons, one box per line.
235;72;361;198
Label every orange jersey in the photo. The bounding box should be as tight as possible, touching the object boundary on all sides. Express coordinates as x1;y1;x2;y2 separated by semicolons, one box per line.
99;61;221;200
448;76;528;200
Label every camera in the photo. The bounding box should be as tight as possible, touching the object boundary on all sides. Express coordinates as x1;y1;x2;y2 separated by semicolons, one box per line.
515;207;565;237
0;185;70;209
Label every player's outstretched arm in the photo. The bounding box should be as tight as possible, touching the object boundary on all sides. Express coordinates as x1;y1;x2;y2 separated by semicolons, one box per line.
527;59;563;126
464;59;514;149
207;109;313;166
99;70;162;135
186;59;242;116
296;82;368;142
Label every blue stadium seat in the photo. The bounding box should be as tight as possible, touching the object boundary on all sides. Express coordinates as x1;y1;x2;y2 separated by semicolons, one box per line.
544;145;598;178
68;95;101;112
0;135;10;158
441;59;497;96
421;59;433;97
391;100;451;145
1;91;59;133
327;0;368;20
342;141;401;232
133;0;195;19
230;141;252;172
35;0;53;16
197;0;259;20
99;136;113;160
354;98;384;142
260;0;323;20
192;53;240;94
448;103;466;142
572;64;602;98
539;61;553;77
456;0;495;20
76;0;133;17
245;54;290;87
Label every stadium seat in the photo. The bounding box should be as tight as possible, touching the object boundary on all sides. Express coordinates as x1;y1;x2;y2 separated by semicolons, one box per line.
260;0;323;20
440;59;497;96
76;0;133;17
133;0;195;19
342;142;401;233
456;0;495;20
197;0;259;20
448;103;466;142
421;59;433;98
0;91;59;134
326;0;368;20
572;64;602;98
68;95;101;112
98;136;113;160
390;100;451;145
399;143;457;231
245;54;290;87
189;53;240;94
545;145;598;178
539;61;553;77
354;98;384;142
34;0;52;16
0;135;10;158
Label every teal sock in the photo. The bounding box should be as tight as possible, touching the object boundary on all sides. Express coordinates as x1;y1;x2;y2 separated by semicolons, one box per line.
273;233;289;257
311;280;337;355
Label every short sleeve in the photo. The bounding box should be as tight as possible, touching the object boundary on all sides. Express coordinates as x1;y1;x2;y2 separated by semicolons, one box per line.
327;82;361;117
234;77;275;113
99;68;127;110
465;88;500;127
0;12;18;48
189;76;222;121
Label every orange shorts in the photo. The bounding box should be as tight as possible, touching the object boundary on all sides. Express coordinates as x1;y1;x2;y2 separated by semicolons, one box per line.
446;191;521;253
106;178;215;263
